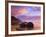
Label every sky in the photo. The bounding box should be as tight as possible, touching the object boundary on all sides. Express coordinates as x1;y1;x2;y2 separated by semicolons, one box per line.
11;6;41;16
11;6;41;22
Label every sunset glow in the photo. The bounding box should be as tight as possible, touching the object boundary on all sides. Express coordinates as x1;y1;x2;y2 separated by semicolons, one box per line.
11;6;41;30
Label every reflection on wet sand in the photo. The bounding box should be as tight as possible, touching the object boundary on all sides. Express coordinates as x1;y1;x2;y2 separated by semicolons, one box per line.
11;16;40;31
